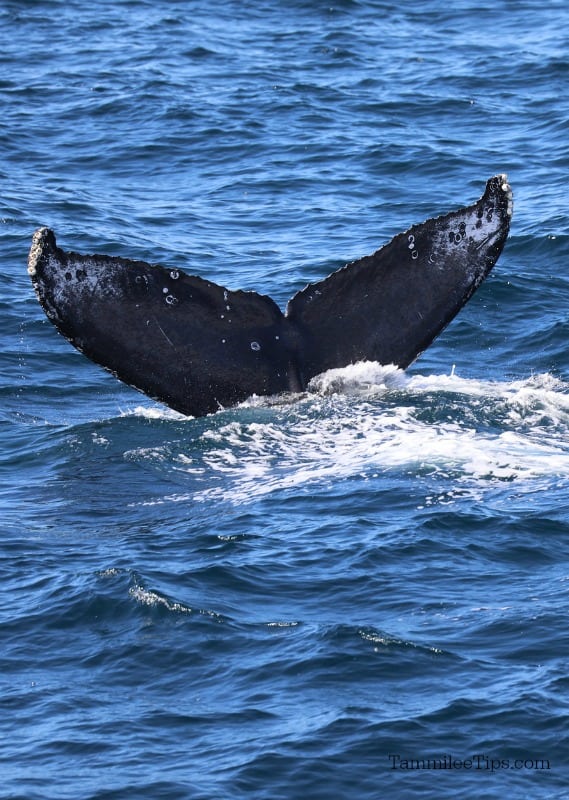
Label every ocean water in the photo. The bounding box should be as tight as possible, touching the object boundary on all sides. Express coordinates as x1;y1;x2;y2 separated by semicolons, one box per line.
1;1;568;798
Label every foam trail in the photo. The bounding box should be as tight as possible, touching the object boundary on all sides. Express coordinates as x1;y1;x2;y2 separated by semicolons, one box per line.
124;366;569;506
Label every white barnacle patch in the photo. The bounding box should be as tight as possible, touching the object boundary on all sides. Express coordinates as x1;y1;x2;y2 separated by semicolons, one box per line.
169;270;179;280
250;341;261;351
162;287;169;294
408;233;418;259
27;249;39;277
450;221;467;244
165;294;178;305
504;181;514;217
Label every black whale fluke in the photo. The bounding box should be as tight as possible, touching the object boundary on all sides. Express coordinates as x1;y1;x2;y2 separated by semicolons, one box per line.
28;175;512;417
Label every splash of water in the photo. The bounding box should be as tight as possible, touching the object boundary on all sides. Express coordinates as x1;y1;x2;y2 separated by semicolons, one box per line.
124;364;569;506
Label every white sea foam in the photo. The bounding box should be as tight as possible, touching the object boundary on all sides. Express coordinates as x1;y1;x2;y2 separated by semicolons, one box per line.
129;584;192;613
126;365;569;506
128;405;188;421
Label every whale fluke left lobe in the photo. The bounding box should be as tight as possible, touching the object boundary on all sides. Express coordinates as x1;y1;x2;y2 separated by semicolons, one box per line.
28;228;300;416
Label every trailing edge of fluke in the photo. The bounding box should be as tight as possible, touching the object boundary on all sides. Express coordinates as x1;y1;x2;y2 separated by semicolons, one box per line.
28;174;512;417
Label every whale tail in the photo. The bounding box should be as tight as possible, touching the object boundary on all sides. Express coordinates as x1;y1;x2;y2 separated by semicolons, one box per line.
28;175;512;417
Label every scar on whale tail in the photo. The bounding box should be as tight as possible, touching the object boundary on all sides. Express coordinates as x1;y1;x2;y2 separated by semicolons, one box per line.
28;175;512;417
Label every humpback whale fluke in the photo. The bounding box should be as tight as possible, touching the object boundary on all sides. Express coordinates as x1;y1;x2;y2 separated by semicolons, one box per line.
28;175;512;417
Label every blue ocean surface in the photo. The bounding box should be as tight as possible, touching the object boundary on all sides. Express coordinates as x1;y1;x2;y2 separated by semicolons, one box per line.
1;1;568;798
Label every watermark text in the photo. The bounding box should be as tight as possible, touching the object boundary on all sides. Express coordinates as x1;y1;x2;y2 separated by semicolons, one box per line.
388;753;551;773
